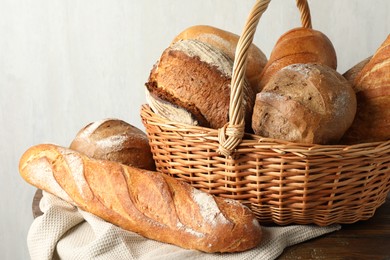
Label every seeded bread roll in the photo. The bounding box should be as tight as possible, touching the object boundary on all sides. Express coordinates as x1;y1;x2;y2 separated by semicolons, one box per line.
252;63;357;144
70;119;155;171
341;35;390;144
171;25;268;93
258;27;337;91
146;39;255;131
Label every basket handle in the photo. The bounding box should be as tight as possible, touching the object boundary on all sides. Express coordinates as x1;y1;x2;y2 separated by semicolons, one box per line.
217;0;311;157
296;0;312;28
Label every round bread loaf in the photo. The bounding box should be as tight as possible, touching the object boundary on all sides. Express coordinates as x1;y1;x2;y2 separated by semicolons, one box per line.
146;39;255;131
252;63;357;144
70;119;156;171
171;25;268;93
259;27;337;91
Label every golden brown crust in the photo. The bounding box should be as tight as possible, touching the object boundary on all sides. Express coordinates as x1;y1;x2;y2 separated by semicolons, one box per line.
259;27;337;91
146;39;255;131
252;63;356;144
172;25;268;93
342;56;372;84
70;119;156;171
341;35;390;144
19;144;262;253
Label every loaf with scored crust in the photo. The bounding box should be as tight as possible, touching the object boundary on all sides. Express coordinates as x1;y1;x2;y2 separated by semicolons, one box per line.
343;56;372;84
341;35;390;144
171;25;268;93
258;27;337;91
19;144;262;253
252;63;356;144
70;118;156;171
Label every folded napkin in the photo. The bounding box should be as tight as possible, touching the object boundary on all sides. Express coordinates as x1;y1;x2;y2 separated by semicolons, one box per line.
27;191;340;260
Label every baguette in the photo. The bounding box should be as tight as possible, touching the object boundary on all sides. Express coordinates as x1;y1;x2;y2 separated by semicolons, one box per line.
19;144;262;253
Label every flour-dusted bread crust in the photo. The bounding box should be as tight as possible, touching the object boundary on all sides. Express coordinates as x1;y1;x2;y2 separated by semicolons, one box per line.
19;144;262;253
252;63;356;144
146;39;255;131
172;25;268;93
70;119;155;171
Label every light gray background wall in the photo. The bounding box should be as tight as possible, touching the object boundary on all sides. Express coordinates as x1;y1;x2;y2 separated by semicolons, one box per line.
1;0;389;259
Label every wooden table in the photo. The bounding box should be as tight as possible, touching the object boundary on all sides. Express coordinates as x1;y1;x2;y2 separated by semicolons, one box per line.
277;193;390;260
33;190;390;259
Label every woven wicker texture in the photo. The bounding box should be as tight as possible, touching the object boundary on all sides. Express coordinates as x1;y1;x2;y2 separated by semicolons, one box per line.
141;0;390;226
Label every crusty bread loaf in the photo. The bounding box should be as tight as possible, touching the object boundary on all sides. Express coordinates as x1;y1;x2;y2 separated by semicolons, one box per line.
145;39;255;131
252;63;357;144
258;27;337;91
171;25;268;93
341;35;390;144
19;144;262;253
70;118;155;171
343;56;372;84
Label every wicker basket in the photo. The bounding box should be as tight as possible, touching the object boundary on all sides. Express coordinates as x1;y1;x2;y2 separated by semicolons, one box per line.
141;0;390;226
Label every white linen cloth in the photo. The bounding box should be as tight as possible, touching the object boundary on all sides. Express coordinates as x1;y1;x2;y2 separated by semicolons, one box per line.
27;191;340;260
